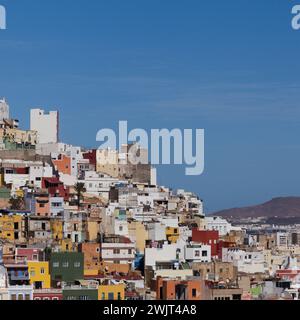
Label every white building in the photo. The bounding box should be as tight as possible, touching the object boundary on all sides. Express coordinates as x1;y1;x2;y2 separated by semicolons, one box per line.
8;285;34;300
0;265;8;301
114;219;129;237
29;164;53;188
30;109;59;144
184;244;211;263
0;98;9;121
147;222;167;241
80;171;118;200
276;232;289;247
145;242;178;270
101;242;135;267
205;216;242;236
222;248;265;274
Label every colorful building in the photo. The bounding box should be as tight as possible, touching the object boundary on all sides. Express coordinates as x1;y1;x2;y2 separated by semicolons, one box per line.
50;252;84;286
28;261;51;289
98;283;125;300
0;214;24;242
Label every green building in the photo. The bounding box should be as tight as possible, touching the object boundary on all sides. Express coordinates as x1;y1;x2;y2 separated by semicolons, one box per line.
50;252;84;285
0;186;10;199
63;288;98;301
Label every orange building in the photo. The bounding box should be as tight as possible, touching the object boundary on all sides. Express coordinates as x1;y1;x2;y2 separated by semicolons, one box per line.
156;277;205;300
52;155;71;175
35;194;50;217
79;243;130;276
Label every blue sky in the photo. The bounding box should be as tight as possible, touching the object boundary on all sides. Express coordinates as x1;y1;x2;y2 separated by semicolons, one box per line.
0;0;300;212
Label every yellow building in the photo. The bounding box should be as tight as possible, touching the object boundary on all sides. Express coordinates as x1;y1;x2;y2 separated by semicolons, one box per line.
98;284;125;300
51;218;64;241
128;220;148;253
0;214;24;241
166;226;179;243
0;128;38;145
86;218;101;242
60;238;77;252
28;261;51;289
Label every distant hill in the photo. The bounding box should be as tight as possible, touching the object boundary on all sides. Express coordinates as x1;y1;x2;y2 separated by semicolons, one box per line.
212;197;300;218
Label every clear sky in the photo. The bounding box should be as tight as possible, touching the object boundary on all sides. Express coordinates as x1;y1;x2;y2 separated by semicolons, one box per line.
0;0;300;212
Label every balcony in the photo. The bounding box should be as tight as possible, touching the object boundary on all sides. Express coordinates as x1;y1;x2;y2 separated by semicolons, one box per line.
9;270;29;281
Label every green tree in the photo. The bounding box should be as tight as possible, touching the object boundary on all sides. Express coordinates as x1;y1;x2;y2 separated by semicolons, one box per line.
74;182;86;209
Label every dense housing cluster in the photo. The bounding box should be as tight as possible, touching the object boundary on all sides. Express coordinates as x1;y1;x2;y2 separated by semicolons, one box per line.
0;98;299;301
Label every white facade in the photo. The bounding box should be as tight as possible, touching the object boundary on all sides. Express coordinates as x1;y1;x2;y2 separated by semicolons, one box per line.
145;243;178;269
50;197;64;216
80;171;118;199
30;109;59;144
147;222;167;241
8;285;34;300
150;167;157;186
276;232;289;247
222;248;265;274
184;244;211;263
29;164;53;188
101;242;135;266
114;219;129;237
205;216;241;236
0;265;8;300
0;98;9;121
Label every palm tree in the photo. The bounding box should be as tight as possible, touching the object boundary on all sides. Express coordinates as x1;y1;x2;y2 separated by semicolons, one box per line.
74;182;86;209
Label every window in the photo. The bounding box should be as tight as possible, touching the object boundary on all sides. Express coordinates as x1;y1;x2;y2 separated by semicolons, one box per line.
108;293;114;300
74;262;81;268
113;249;120;254
118;292;121;300
202;251;208;257
52;202;61;207
62;262;69;268
53;262;59;268
96;248;100;253
40;268;45;274
128;249;132;254
192;289;197;297
195;250;200;257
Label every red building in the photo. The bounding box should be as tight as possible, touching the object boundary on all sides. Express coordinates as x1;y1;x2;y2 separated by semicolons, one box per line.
42;177;70;201
15;248;44;263
217;240;236;259
192;229;219;257
83;150;97;166
156;276;206;300
33;289;63;300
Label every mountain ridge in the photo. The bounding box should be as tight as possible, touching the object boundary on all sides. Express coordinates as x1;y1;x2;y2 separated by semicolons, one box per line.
211;196;300;218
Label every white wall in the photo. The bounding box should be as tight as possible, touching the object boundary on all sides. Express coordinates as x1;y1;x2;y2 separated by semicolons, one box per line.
30;109;58;144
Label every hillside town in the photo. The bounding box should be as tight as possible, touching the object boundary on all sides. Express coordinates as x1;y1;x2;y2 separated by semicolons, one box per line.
0;98;300;301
